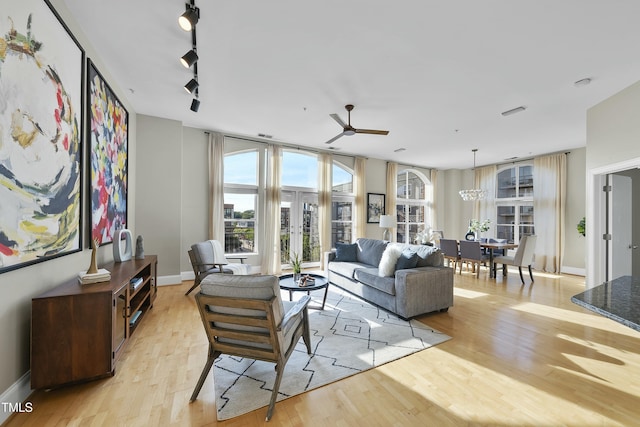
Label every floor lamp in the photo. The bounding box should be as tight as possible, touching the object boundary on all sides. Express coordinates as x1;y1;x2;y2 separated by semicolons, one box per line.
379;215;396;241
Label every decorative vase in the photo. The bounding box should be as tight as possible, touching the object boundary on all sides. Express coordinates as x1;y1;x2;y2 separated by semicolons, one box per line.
113;229;133;262
293;272;301;283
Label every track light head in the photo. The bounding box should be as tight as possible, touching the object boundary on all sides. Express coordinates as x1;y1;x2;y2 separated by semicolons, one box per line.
190;98;200;112
180;50;198;68
179;7;199;31
184;78;199;94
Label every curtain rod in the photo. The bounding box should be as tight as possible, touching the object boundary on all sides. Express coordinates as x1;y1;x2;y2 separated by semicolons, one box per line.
390;160;434;172
204;130;368;160
493;150;571;168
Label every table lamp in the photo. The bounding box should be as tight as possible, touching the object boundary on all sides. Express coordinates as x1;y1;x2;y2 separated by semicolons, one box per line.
379;215;396;241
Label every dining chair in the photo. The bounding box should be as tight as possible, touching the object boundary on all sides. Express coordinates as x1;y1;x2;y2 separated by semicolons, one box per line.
431;230;444;247
458;240;488;278
492;235;537;284
439;238;460;270
189;274;312;421
488;238;508;257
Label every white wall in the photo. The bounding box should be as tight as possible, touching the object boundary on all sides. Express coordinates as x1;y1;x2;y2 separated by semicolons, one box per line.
564;148;587;274
135;115;183;283
587;79;640;286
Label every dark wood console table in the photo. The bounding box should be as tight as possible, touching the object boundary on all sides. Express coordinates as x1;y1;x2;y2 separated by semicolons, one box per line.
31;256;157;389
571;275;640;332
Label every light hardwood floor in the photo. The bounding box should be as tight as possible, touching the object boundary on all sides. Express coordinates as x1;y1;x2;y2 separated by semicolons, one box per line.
5;268;640;426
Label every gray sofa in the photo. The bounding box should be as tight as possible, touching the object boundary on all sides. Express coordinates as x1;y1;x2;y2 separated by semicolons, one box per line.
325;238;454;319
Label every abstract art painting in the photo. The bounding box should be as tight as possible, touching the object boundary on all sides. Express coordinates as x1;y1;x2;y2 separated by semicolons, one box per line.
0;0;83;273
88;60;128;245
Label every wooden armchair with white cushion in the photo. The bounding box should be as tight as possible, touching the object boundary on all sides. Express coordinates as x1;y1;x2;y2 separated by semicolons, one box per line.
189;274;311;421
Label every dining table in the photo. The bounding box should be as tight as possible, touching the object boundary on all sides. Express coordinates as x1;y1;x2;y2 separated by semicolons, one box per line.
478;241;519;278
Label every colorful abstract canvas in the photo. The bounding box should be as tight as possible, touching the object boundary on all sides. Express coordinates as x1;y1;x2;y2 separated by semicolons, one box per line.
88;60;128;245
0;1;84;273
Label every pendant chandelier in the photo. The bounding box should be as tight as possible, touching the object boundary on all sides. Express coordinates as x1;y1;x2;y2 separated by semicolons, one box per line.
459;149;487;201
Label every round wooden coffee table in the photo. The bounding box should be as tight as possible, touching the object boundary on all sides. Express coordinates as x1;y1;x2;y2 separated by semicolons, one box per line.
279;273;329;310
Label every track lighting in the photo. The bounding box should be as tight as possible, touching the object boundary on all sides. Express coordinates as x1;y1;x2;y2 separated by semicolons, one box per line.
180;49;198;68
178;7;199;31
184;78;199;94
180;1;201;112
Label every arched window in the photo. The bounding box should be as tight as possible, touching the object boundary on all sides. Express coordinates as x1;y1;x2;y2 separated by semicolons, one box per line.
282;151;318;188
224;150;258;253
396;169;431;243
495;163;534;244
280;150;320;265
331;162;354;246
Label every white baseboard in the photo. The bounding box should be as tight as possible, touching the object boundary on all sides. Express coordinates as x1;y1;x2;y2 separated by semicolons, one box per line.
157;275;182;286
181;271;195;282
561;266;586;277
0;371;32;425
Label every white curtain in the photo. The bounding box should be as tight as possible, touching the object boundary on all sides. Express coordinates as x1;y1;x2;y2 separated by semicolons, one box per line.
318;153;333;269
261;145;282;274
474;165;497;238
533;153;566;273
353;157;366;240
430;170;438;231
386;162;397;242
208;132;225;241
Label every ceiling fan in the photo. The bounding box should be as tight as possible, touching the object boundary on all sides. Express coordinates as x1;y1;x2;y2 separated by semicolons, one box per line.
325;104;389;144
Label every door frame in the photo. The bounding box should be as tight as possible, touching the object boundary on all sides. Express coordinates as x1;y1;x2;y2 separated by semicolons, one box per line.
608;174;633;280
587;156;640;288
281;189;320;268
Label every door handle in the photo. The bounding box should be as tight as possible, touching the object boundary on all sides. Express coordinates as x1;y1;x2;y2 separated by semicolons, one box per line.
629;244;638;249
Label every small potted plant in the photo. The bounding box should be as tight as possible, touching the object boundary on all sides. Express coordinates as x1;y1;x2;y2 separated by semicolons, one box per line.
468;219;491;240
577;217;585;237
290;252;302;282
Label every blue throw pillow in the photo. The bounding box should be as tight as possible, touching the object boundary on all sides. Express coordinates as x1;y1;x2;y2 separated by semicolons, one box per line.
335;243;358;262
395;249;419;271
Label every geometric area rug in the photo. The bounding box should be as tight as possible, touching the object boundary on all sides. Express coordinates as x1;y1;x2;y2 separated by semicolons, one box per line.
213;286;451;420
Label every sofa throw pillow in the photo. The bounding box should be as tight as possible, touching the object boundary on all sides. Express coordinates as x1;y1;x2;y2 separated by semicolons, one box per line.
395;249;419;271
378;244;402;277
335;243;358;262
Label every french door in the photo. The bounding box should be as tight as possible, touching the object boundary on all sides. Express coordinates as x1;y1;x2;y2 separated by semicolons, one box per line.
281;191;320;268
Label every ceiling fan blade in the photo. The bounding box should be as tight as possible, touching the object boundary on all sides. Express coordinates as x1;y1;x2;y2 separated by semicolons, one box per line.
325;132;345;144
355;129;389;135
330;113;347;129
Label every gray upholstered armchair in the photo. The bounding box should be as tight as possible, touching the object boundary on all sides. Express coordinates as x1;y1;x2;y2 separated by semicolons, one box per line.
186;240;251;295
189;274;311;421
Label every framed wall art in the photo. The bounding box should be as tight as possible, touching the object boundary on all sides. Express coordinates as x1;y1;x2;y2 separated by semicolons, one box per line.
367;193;385;223
0;0;84;273
88;59;128;246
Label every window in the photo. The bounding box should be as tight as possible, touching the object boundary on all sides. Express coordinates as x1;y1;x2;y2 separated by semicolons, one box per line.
224;151;258;253
395;169;431;243
495;164;534;243
282;151;318;188
331;162;354;247
281;150;320;266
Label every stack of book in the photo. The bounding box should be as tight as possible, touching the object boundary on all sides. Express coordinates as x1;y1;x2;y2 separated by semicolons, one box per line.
130;277;143;291
78;268;111;285
129;310;142;327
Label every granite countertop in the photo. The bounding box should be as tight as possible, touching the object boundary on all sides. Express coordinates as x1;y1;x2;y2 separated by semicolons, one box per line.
571;275;640;332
